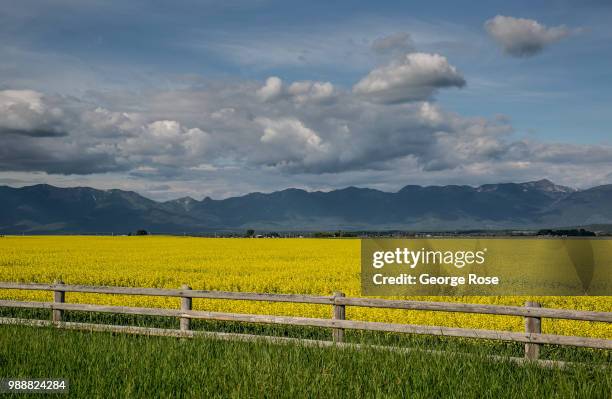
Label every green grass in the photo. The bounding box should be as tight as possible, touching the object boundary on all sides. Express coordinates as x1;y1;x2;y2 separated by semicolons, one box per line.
1;324;611;398
1;307;611;364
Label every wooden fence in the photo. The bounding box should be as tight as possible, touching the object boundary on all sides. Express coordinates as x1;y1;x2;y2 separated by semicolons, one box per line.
0;281;611;362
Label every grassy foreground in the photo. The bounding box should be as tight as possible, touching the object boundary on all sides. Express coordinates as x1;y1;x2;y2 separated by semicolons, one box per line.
1;325;610;398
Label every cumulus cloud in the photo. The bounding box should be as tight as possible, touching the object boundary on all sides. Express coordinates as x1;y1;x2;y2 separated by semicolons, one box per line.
0;89;126;174
258;117;322;148
287;81;335;104
81;107;141;137
484;15;576;57
0;90;69;137
1;79;611;194
256;76;283;101
371;32;415;55
119;120;211;165
256;117;329;167
352;53;466;103
257;77;335;104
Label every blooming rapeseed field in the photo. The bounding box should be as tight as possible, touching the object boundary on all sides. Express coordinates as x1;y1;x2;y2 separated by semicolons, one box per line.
0;236;610;338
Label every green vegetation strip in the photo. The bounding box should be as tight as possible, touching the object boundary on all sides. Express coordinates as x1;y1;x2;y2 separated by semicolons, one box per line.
1;324;611;398
1;317;599;370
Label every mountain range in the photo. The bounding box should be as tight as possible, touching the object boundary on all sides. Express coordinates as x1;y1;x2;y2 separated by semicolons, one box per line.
1;179;611;233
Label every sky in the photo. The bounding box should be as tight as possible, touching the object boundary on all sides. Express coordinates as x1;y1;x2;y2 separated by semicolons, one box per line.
1;0;611;200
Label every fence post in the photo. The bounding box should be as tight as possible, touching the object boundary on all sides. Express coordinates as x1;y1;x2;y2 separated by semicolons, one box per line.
524;301;542;360
180;284;192;331
52;280;65;323
332;292;346;343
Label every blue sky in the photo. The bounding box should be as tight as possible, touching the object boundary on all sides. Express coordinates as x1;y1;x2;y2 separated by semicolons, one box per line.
1;1;611;199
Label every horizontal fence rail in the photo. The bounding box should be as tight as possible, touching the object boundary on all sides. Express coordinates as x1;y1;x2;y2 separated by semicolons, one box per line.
0;282;334;304
1;282;609;322
1;299;610;350
0;281;611;361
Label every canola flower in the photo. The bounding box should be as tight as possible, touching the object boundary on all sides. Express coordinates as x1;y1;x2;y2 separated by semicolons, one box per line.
0;236;610;339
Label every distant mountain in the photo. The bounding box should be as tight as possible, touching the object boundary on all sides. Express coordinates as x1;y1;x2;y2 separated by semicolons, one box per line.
0;184;196;233
0;179;610;233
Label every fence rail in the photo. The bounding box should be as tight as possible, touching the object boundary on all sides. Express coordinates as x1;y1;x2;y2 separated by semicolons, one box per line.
0;281;611;360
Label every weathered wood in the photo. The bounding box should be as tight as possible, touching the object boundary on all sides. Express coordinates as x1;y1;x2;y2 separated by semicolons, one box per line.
525;301;542;360
0;282;333;304
1;281;609;322
1;299;611;350
52;280;65;322
332;292;346;343
1;280;611;353
336;297;612;323
180;285;192;331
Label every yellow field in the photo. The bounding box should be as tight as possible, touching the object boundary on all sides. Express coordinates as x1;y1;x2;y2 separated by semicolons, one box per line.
0;236;610;339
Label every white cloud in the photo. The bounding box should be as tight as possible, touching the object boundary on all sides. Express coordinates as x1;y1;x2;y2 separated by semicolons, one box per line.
0;90;68;136
119;120;211;165
256;117;328;167
257;77;335;104
287;81;335;104
0;90;45;112
259;117;322;147
80;107;142;137
256;76;283;101
484;15;577;57
353;53;466;103
1;80;611;195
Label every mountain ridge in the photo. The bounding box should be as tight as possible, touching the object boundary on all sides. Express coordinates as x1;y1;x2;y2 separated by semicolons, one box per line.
0;180;610;233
